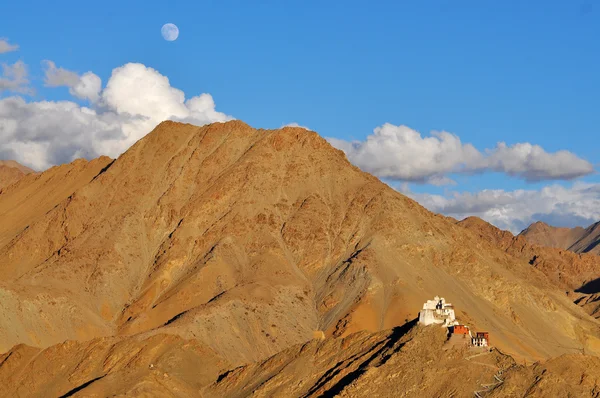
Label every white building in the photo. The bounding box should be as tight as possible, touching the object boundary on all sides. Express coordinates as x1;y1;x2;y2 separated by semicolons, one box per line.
418;296;458;327
472;332;490;347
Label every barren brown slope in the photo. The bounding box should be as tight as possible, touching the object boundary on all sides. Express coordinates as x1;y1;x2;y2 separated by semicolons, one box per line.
0;160;35;174
0;160;35;191
0;333;228;397
2;120;600;367
334;325;600;398
1;322;499;397
0;157;113;248
3;322;600;398
458;217;600;319
459;217;600;290
520;220;600;256
519;221;587;251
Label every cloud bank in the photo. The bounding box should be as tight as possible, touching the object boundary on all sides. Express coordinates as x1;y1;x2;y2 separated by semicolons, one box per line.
1;62;232;170
409;182;600;233
328;123;594;184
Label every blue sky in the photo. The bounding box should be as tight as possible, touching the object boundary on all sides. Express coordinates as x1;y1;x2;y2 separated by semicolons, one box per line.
1;0;599;231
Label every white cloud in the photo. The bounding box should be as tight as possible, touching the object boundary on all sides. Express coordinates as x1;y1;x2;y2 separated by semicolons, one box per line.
329;124;482;184
481;142;595;181
101;63;232;126
328;124;594;184
0;38;18;54
0;97;122;170
72;72;102;103
43;60;80;86
0;61;30;94
409;182;600;233
1;62;232;170
282;122;310;130
43;61;101;102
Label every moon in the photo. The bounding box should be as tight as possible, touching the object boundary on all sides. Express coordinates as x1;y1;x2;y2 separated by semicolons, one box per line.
161;23;179;41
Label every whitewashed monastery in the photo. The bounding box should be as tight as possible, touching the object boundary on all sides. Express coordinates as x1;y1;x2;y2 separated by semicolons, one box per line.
418;296;489;348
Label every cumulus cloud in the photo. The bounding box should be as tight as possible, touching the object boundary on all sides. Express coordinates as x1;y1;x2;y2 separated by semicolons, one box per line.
43;60;101;102
481;142;594;181
328;123;594;184
1;62;232;170
0;97;122;170
72;72;102;103
101;63;231;126
0;61;30;94
409;182;600;233
0;38;18;54
328;124;482;184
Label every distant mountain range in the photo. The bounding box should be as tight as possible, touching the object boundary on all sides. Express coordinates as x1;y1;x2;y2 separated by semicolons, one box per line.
520;220;600;256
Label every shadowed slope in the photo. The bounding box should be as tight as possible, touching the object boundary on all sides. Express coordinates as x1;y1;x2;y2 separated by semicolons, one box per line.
569;222;600;255
3;322;598;398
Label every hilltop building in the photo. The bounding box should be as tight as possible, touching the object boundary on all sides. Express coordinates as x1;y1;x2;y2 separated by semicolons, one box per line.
418;296;458;327
448;324;473;346
473;332;489;347
419;296;490;348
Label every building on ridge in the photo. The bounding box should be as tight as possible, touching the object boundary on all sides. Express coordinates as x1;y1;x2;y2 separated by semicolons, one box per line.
452;324;470;335
473;332;489;347
419;296;491;349
447;324;472;346
418;296;458;327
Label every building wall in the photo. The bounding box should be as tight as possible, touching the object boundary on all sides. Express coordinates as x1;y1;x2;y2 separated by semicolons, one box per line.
419;297;458;327
453;325;470;335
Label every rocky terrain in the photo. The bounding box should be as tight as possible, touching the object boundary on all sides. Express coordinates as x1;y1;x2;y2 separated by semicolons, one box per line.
2;120;600;396
459;216;600;320
3;321;600;397
459;217;600;291
520;220;600;256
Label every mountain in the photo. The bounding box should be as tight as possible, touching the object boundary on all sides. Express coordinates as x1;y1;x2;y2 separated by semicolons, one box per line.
569;222;600;255
520;221;600;256
0;160;35;190
2;120;600;395
0;157;113;249
458;216;600;319
0;159;35;174
459;217;600;291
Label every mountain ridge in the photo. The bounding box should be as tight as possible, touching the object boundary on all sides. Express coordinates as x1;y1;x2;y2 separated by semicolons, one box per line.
0;160;35;191
459;216;600;320
2;120;600;396
519;220;600;256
